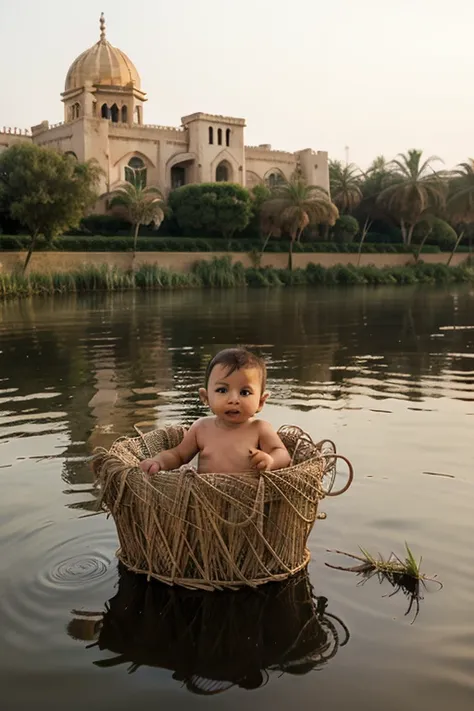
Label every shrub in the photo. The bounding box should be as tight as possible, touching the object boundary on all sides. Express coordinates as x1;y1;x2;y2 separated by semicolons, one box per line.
168;183;252;239
331;215;360;243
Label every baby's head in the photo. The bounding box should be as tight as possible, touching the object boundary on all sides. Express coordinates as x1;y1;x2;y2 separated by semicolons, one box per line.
199;348;268;424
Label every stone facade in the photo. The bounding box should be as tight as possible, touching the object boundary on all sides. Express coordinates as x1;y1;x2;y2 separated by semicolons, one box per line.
0;14;329;202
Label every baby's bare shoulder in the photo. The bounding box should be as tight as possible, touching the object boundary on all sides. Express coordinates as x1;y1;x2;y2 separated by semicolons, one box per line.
254;418;278;434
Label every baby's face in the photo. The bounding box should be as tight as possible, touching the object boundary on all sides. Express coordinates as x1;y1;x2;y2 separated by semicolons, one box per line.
203;364;267;425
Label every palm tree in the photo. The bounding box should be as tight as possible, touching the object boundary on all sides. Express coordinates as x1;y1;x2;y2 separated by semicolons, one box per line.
367;155;389;175
376;149;446;246
107;172;165;263
355;162;396;264
446;160;474;265
329;160;363;213
263;176;338;270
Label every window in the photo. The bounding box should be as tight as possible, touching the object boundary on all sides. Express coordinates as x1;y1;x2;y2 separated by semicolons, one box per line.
215;161;229;182
267;171;285;188
121;106;128;123
226;128;231;147
135;106;142;124
110;104;119;123
101;103;109;119
217;128;222;146
125;156;147;187
209;126;214;144
171;165;186;189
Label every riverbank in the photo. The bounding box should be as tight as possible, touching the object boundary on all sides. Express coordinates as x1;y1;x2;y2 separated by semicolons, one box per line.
1;258;473;300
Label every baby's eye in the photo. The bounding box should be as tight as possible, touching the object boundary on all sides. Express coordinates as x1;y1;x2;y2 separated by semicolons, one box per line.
240;389;252;397
216;387;227;394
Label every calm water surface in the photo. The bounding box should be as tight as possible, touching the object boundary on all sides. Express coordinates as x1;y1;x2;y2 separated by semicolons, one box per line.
0;286;473;711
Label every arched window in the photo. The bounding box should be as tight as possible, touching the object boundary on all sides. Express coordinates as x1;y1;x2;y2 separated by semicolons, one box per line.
267;171;285;188
121;106;128;123
215;161;229;182
65;151;78;160
226;128;231;147
125;156;147;187
135;106;142;124
70;103;80;120
171;165;186;189
217;128;222;146
101;103;109;119
209;126;214;145
110;104;119;123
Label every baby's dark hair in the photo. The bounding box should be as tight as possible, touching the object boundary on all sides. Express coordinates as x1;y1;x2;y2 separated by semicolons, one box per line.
205;348;267;392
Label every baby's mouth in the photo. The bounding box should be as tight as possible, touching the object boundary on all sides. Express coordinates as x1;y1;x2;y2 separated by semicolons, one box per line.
225;410;240;416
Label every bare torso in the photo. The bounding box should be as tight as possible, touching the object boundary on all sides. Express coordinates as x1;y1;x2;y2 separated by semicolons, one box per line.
195;416;262;474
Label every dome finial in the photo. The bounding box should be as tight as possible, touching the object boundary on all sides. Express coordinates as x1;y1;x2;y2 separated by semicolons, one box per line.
100;12;106;41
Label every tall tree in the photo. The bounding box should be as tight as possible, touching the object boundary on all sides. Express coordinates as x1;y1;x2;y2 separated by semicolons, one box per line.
376;149;446;246
0;143;102;270
263;176;338;270
446;160;474;265
355;161;396;262
107;173;165;262
329;160;363;213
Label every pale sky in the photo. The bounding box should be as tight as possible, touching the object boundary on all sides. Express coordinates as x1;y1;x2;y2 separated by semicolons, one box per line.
0;0;472;169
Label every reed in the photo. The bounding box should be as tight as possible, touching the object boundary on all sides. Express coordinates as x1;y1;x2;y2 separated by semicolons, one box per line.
1;260;473;301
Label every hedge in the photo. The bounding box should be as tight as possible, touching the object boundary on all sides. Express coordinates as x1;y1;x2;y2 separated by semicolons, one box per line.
0;235;450;254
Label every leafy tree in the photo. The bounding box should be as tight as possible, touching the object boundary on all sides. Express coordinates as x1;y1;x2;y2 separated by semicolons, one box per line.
107;172;165;261
446;160;474;264
355;161;398;262
412;216;456;261
331;215;359;243
168;183;252;240
263;176;338;270
0;143;102;270
329;160;363;213
376;149;446;246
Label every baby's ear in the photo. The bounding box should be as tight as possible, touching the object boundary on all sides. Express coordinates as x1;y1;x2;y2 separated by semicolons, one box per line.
199;387;209;405
257;391;269;412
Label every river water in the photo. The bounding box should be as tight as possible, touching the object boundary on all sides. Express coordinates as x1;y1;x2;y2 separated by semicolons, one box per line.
0;286;473;710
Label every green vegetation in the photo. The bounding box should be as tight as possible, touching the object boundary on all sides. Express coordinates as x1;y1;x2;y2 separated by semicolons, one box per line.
2;144;474;270
0;143;102;270
326;544;442;622
259;175;338;269
167;183;253;240
1;258;472;301
106;173;165;262
1;234;452;253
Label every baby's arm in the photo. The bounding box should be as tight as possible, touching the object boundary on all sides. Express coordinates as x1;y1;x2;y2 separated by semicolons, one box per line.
140;421;200;474
250;421;291;471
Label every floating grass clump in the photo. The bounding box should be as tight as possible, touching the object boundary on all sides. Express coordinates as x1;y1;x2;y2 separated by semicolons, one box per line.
1;259;473;301
326;544;442;622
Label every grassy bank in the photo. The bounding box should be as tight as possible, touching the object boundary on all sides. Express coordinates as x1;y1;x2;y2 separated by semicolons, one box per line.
1;258;473;300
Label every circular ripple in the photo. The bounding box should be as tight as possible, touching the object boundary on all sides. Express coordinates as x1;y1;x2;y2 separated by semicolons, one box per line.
0;524;118;655
44;553;110;588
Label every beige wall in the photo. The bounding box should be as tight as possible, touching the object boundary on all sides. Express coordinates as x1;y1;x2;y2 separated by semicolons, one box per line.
0;250;468;275
0;130;32;155
182;113;246;185
245;146;297;186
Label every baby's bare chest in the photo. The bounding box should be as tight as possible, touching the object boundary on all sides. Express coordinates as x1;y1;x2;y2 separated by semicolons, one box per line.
198;425;260;468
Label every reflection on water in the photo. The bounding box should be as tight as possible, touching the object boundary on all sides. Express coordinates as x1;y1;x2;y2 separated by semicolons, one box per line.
1;286;474;710
68;566;348;694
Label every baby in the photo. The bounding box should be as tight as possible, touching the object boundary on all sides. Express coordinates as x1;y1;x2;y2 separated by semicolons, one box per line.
140;348;291;475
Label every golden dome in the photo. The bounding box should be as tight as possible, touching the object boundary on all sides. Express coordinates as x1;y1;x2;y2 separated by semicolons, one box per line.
64;14;141;92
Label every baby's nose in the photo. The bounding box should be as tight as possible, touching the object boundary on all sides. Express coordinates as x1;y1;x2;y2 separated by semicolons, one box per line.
228;391;240;403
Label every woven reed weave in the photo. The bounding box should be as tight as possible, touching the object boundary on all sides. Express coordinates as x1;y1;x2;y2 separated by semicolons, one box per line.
93;424;353;590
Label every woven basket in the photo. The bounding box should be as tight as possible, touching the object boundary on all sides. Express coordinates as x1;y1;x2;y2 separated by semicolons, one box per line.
93;424;353;590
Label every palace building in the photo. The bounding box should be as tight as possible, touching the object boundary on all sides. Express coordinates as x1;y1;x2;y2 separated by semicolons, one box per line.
0;14;329;200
